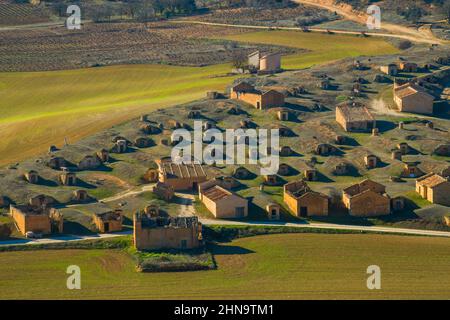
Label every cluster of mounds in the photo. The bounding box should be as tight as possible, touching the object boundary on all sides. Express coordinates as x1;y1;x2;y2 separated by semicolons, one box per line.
0;45;449;233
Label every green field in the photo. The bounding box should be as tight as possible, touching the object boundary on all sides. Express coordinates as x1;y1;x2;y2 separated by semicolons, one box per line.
0;233;449;299
0;63;235;166
0;30;399;167
218;30;400;70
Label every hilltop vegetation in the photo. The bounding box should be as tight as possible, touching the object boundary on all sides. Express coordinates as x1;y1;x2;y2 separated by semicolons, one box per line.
337;0;450;23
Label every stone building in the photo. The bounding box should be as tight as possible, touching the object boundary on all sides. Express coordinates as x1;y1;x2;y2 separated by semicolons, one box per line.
266;203;281;220
342;179;390;217
60;170;77;186
401;162;425;178
73;190;89;202
93;209;123;233
397;142;409;155
113;139;128;153
133;213;203;251
29;194;56;207
283;180;329;217
380;63;398;76
315;143;338;156
260;53;282;73
248;51;282;73
25;170;39;184
393;83;434;115
78;155;101;170
336;101;376;132
303;169;318;181
204;176;240;190
47;156;67;170
264;174;281;186
199;181;248;219
416;173;450;206
334;162;350;175
391;150;403;160
398;62;418;72
10;205;63;236
157;160;208;191
97;149;110;162
141;124;160;134
230;83;285;110
277;109;290;121
364;154;378;169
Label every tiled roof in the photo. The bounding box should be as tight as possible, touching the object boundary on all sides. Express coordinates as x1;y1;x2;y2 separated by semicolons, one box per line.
394;84;434;99
417;174;447;188
337;101;375;122
160;162;207;179
203;185;233;202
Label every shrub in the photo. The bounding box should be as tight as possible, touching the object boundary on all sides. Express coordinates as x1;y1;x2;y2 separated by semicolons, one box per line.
398;40;413;50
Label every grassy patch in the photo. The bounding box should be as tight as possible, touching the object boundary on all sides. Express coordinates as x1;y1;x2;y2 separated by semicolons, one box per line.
0;64;237;167
217;30;400;70
130;247;215;273
1;233;450;299
404;190;432;208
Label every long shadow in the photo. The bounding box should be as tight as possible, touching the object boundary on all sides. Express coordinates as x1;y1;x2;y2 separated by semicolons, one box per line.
377;120;396;133
76;179;97;189
208;243;255;255
316;172;334;183
38;177;59;187
63;221;96;235
284;102;312;113
279;165;299;176
337;136;360;147
123;216;133;227
92;164;113;172
312;215;375;227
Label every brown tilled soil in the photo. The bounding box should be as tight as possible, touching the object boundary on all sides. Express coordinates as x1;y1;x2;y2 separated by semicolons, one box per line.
0;22;299;72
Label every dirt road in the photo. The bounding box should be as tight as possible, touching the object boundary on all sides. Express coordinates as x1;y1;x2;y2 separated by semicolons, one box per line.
293;0;446;44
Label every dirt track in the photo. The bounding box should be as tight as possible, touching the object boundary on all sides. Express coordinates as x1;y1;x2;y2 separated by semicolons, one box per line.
293;0;447;45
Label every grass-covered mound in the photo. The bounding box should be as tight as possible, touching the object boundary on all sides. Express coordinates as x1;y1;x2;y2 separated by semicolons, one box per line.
132;249;215;273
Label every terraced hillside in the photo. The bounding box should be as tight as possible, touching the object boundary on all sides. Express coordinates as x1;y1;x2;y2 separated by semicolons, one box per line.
0;29;399;167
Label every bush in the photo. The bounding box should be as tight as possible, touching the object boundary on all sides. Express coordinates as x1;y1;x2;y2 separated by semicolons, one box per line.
398;40;413;50
134;249;215;272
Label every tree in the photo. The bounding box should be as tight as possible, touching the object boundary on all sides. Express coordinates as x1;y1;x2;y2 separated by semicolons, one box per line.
232;52;248;70
443;0;450;22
